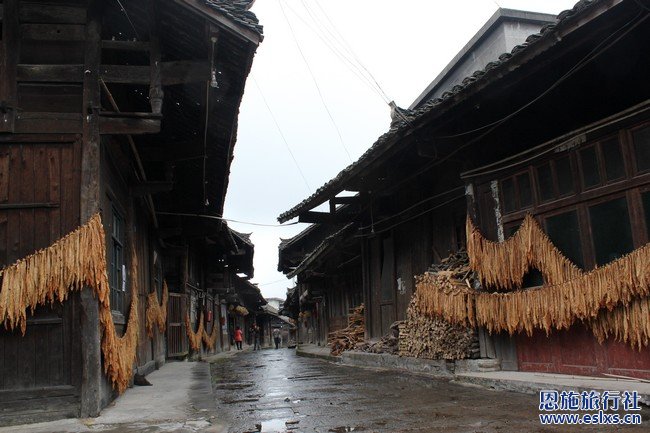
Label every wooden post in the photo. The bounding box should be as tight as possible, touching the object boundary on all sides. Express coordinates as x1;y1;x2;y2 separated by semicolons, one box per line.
79;0;103;418
148;0;163;114
1;0;19;131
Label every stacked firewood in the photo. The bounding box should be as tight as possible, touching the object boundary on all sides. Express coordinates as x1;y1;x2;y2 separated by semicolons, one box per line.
399;250;479;360
427;249;473;279
328;304;365;356
356;321;402;354
399;297;479;359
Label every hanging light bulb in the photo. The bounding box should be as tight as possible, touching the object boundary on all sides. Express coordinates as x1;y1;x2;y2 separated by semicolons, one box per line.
210;68;219;88
210;36;219;88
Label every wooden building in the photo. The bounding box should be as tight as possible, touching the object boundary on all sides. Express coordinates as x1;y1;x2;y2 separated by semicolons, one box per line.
278;0;650;377
277;7;556;345
0;0;262;425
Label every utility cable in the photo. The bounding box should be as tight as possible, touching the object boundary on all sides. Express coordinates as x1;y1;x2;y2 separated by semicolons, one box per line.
633;0;650;12
357;186;465;231
355;194;466;238
437;10;647;139
282;1;387;103
298;0;385;98
310;0;392;104
252;77;312;193
279;0;353;163
256;277;293;286
156;211;300;227
115;0;140;40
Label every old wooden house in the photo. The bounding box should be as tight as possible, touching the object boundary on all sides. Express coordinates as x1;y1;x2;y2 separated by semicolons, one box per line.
278;0;650;378
0;0;262;425
277;7;557;344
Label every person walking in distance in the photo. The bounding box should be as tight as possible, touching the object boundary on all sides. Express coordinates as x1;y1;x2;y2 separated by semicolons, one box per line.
253;324;261;350
234;326;243;350
273;327;281;349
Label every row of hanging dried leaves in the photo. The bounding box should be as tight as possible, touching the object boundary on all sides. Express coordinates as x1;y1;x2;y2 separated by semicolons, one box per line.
467;214;583;289
183;310;220;352
0;214;139;394
185;311;204;352
202;320;219;351
415;215;650;350
145;280;169;338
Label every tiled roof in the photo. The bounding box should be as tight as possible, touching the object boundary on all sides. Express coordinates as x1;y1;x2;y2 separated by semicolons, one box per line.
231;229;253;247
277;0;605;223
287;223;356;278
278;224;318;252
204;0;263;37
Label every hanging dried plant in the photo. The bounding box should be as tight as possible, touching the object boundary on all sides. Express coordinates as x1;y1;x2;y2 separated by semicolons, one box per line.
100;243;139;394
202;321;219;351
414;214;650;350
145;280;169;338
466;215;583;290
185;311;204;352
0;214;140;394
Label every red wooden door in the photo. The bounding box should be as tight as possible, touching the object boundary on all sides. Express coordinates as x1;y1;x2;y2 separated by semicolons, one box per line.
517;324;650;379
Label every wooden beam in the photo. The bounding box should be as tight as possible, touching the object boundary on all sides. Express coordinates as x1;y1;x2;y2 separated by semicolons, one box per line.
101;62;210;85
101;40;150;51
0;202;59;210
21;23;85;41
17;62;210;85
298;211;356;224
131;181;174;196
19;3;86;24
17;64;84;82
0;134;77;143
331;196;361;205
99;113;161;135
14;112;82;133
12;112;161;135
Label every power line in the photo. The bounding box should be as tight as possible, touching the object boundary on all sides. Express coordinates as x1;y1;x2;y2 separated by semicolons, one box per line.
256;277;292;286
156;211;300;227
279;0;353;163
357;186;465;231
310;0;391;103
115;0;140;40
251;77;312;193
282;1;387;103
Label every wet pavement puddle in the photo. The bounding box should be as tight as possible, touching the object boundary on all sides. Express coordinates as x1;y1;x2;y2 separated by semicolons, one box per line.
210;349;650;433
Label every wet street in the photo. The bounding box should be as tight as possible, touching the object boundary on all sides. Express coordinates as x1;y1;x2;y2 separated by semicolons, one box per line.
211;349;650;433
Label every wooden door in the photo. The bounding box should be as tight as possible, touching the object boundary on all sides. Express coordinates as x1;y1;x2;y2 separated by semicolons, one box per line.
0;138;83;425
517;325;650;379
379;234;396;337
166;292;188;357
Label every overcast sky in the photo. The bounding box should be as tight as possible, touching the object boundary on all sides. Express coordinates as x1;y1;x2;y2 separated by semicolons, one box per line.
223;0;579;300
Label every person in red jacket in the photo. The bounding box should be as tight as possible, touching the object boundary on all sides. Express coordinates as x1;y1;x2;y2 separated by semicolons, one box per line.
234;326;243;350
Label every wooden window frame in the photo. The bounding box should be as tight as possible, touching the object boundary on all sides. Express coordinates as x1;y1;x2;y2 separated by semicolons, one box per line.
109;205;125;313
492;120;650;271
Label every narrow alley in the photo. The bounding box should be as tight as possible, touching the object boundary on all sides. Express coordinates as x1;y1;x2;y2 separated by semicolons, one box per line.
211;350;650;433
